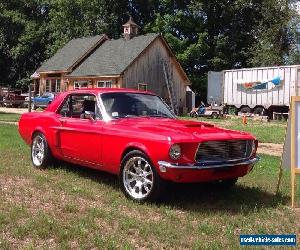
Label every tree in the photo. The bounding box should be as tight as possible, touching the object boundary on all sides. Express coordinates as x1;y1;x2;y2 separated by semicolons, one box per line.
46;0;129;55
247;0;295;66
0;0;49;88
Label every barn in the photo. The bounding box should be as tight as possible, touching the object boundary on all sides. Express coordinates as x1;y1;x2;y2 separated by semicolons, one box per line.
31;18;190;114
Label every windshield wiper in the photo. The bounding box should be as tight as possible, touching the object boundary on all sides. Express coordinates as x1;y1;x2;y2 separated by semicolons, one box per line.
147;114;174;118
113;114;138;119
112;114;174;119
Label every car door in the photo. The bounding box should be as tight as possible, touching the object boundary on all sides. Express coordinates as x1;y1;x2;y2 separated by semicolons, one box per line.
35;95;47;107
57;93;103;166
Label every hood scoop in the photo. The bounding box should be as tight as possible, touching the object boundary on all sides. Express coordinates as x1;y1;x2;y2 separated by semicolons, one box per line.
184;122;214;128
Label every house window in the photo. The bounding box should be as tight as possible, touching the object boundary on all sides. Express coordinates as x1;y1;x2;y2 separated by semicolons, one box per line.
45;80;51;92
97;81;112;88
74;81;88;89
56;79;61;92
50;79;61;92
46;79;60;93
138;83;147;91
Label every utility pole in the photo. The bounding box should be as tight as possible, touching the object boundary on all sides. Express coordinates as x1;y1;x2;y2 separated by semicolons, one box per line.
28;84;32;112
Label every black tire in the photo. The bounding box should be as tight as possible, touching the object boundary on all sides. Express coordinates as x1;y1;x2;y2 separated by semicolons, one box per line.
214;178;238;188
120;150;165;202
240;106;251;114
31;132;54;168
211;112;218;119
190;112;196;118
31;103;36;110
253;107;264;116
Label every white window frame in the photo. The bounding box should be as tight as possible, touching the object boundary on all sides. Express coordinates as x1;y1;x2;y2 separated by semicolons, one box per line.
56;80;61;92
74;81;88;90
138;83;148;91
97;81;112;88
45;79;61;93
45;80;51;92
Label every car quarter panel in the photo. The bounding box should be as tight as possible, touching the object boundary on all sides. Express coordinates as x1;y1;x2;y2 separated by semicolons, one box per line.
18;112;63;160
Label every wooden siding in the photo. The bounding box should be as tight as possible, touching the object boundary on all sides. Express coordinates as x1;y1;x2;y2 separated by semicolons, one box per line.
38;72;67;95
122;38;188;111
67;77;121;90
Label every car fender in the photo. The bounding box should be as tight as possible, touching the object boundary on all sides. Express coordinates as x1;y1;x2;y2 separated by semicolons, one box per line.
31;126;48;142
120;141;171;176
121;142;150;162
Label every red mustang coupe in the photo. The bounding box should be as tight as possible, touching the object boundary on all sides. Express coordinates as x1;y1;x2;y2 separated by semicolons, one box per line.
19;88;259;201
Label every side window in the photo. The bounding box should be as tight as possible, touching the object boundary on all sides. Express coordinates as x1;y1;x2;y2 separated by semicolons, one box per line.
58;94;102;119
59;96;71;117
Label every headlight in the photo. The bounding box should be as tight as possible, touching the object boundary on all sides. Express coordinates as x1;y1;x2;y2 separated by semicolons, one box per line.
251;140;257;156
169;144;181;160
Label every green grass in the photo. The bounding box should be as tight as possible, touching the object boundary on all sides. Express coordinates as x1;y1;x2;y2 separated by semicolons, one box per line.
182;116;287;144
0;124;299;249
0;112;21;122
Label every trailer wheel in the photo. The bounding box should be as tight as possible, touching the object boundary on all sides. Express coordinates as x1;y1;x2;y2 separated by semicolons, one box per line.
240;106;251;114
253;107;264;116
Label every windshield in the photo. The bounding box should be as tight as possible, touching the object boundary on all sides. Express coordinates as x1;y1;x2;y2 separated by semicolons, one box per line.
100;92;175;119
42;93;52;98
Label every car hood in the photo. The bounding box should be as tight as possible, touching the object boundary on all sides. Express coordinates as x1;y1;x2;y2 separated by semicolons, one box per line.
112;118;255;142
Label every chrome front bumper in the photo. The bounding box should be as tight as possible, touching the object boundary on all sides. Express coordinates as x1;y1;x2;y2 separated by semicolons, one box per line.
158;157;260;173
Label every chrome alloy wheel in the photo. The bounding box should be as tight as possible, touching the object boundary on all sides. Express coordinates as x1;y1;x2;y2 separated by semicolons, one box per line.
32;135;45;166
123;156;154;199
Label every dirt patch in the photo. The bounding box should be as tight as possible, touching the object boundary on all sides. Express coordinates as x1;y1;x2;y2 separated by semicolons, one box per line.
0;107;28;114
257;143;283;156
0;121;18;125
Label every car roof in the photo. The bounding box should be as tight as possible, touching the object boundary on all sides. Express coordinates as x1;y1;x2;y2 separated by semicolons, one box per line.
45;88;157;112
66;88;155;95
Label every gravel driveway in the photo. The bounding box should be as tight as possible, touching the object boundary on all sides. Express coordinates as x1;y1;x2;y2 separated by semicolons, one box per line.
0;107;29;114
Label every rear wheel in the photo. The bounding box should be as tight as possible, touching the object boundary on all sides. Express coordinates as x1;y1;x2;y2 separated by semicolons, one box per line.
240;106;251;114
120;150;164;201
190;111;197;118
253;107;264;116
31;132;54;168
211;112;218;119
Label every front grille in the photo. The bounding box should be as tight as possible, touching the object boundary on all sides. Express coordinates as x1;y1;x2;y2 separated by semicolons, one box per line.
195;140;253;162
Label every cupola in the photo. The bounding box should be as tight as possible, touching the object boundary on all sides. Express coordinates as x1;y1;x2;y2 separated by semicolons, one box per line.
123;17;139;40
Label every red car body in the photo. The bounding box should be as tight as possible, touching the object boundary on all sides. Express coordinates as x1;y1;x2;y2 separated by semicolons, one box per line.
19;88;259;200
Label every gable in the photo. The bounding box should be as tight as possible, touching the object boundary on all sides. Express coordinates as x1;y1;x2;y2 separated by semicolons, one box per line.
37;35;107;73
124;35;190;84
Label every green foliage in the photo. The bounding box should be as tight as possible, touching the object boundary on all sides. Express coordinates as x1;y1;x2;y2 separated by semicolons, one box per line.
0;0;299;97
247;0;293;66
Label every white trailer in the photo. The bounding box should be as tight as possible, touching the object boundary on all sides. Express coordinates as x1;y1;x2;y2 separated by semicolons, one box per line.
208;65;300;114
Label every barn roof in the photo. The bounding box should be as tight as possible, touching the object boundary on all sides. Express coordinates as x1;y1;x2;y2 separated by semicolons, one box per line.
69;33;159;77
37;35;107;73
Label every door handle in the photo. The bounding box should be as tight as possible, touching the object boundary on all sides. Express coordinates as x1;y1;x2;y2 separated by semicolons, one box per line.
59;118;66;124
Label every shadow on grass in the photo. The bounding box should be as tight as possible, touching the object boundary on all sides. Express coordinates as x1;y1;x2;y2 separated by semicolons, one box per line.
160;182;290;214
52;161;120;189
52;161;289;215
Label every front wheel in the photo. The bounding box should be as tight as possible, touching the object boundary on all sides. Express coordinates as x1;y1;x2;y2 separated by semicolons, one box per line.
31;132;54;168
31;102;36;110
120;150;164;201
